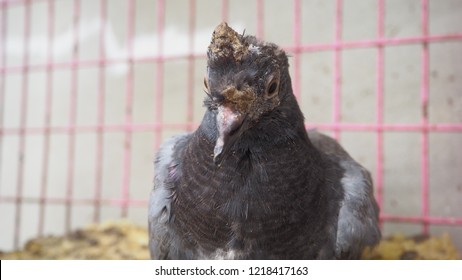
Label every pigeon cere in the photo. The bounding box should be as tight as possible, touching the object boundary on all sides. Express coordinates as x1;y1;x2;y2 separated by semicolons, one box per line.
148;22;382;259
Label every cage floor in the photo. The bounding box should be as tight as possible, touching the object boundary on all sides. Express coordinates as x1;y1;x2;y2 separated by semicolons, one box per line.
0;220;459;260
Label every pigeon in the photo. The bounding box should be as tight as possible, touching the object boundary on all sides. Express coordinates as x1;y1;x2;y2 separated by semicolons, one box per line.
148;22;381;259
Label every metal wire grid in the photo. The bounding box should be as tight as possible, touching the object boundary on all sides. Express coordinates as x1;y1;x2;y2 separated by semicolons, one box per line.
0;0;461;250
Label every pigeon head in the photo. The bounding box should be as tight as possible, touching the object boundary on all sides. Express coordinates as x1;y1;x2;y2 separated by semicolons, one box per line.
204;22;291;164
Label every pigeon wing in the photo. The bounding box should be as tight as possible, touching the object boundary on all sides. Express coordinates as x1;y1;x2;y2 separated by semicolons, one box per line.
148;133;191;259
308;130;381;259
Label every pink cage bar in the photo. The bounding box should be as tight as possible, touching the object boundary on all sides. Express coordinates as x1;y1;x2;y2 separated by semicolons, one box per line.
0;0;462;250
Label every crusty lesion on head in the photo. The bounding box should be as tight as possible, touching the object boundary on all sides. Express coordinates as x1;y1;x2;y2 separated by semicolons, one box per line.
221;86;255;113
208;22;249;62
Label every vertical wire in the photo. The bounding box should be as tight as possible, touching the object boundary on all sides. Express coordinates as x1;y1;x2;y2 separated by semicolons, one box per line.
221;0;228;22
0;1;7;198
332;0;343;140
121;0;135;218
420;0;430;234
186;0;196;131
256;0;263;39
293;0;301;101
38;0;55;236
153;0;165;151
65;0;80;233
375;0;385;229
14;0;31;248
93;0;106;223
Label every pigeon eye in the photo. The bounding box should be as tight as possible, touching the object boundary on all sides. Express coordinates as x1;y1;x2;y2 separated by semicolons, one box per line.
265;79;279;98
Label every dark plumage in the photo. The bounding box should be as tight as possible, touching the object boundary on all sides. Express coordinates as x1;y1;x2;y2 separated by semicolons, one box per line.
149;22;381;259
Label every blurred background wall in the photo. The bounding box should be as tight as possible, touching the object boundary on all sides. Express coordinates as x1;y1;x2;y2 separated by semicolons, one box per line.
0;0;461;252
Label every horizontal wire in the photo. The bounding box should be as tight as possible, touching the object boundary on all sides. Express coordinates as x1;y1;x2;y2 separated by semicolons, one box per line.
1;33;461;74
1;195;461;225
381;214;462;226
1;122;461;135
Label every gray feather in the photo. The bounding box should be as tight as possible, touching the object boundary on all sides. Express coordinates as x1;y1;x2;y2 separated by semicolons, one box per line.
149;133;191;259
308;130;381;259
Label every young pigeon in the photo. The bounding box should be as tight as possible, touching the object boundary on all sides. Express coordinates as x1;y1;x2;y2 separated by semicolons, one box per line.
149;22;381;259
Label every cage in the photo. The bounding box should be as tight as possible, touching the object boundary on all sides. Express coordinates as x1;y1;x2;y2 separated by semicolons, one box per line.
0;0;461;257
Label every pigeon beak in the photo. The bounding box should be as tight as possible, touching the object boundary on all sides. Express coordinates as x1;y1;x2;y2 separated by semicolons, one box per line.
213;105;244;164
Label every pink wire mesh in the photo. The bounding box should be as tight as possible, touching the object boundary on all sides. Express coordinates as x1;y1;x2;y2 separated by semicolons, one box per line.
0;0;461;250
